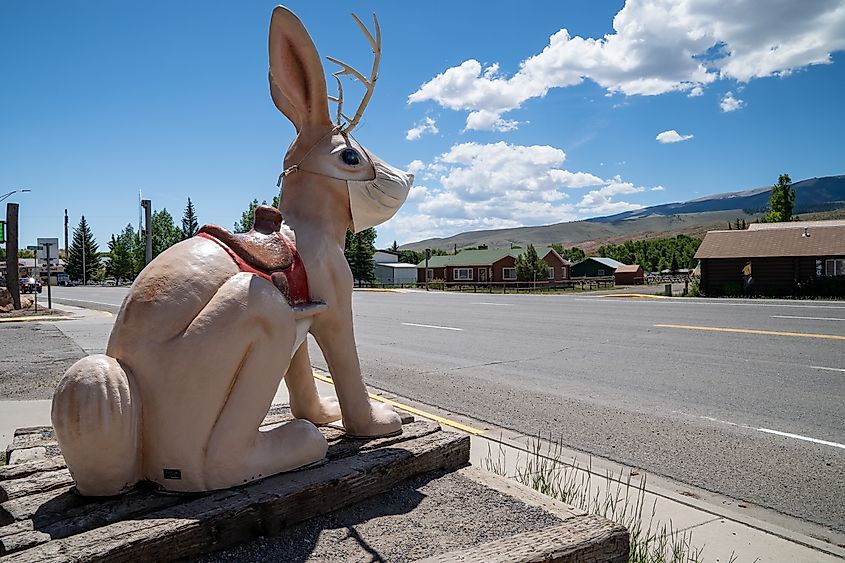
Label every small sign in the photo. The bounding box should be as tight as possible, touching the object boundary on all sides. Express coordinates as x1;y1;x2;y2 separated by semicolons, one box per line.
37;238;60;265
163;468;182;480
27;245;40;251
0;220;5;243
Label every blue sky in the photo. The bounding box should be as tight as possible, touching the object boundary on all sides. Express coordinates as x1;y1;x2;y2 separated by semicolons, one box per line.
2;1;844;249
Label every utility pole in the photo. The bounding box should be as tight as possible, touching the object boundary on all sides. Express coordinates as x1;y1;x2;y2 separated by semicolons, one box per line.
82;232;87;286
141;199;152;265
64;209;69;257
6;203;20;309
44;241;54;309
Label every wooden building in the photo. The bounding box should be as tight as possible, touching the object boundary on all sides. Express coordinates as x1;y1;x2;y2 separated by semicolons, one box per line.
417;247;570;284
614;264;644;285
695;222;845;296
570;257;625;278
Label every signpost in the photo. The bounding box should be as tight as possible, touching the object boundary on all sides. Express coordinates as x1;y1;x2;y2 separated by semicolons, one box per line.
37;238;58;309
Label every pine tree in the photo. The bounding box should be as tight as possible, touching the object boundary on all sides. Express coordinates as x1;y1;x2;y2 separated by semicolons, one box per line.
65;216;101;284
761;174;795;223
515;244;548;282
390;240;399;252
152;209;183;258
181;198;199;239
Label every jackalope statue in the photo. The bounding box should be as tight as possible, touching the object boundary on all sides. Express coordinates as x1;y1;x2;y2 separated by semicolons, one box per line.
51;6;413;495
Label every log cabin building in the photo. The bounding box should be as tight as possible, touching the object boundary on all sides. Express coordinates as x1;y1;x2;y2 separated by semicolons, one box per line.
694;221;845;296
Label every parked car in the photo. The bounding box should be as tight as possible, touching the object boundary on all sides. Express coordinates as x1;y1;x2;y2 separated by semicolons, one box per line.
20;277;43;294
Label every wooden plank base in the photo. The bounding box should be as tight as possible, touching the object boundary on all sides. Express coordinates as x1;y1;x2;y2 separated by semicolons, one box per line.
0;406;469;561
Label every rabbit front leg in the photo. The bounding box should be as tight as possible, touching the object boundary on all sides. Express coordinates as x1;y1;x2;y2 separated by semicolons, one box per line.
285;342;342;425
310;311;402;437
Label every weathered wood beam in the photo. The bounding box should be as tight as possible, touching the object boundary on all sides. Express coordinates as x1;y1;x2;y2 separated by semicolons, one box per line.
1;430;469;562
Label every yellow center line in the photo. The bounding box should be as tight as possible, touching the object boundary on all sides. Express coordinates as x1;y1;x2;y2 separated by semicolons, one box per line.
655;324;845;341
312;372;484;435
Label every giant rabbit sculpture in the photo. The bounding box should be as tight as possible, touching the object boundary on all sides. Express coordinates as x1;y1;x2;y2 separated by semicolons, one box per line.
51;5;413;495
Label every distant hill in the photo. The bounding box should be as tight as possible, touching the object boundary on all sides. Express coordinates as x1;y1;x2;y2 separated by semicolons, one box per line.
400;175;845;253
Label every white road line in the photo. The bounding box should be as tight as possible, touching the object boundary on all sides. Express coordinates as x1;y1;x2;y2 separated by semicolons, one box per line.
811;366;845;373
771;315;845;321
693;414;845;450
52;298;120;307
473;302;514;306
401;322;464;331
757;428;845;450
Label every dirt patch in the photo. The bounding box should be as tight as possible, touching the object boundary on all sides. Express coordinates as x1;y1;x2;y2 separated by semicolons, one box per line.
0;322;85;399
198;469;564;562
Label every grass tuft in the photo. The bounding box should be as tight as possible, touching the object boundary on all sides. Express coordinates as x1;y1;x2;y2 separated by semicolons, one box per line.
482;434;749;563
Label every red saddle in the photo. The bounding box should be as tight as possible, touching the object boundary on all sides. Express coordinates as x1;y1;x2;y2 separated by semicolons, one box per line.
197;206;310;307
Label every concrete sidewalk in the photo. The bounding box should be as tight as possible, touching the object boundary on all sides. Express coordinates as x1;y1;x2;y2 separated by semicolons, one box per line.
296;375;844;563
2;309;842;562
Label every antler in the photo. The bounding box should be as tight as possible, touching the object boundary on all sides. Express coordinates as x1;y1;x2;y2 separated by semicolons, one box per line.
326;13;381;133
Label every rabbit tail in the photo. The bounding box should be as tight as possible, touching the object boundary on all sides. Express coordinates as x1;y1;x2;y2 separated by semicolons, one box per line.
52;354;142;496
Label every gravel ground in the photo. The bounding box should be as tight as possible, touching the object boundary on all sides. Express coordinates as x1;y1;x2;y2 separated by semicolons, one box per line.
0;322;85;399
197;469;564;562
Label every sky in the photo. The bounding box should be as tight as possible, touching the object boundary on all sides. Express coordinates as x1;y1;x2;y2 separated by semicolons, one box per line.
2;1;844;250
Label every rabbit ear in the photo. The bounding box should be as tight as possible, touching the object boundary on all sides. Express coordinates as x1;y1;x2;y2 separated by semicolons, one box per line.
268;6;332;128
269;72;303;131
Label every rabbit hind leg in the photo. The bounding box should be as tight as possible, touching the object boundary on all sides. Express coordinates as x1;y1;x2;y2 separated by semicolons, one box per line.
200;275;328;490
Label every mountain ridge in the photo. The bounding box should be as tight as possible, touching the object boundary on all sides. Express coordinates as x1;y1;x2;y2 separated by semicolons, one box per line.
399;175;845;253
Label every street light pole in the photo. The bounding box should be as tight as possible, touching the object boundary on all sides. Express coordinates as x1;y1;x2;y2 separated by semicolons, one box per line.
0;189;31;204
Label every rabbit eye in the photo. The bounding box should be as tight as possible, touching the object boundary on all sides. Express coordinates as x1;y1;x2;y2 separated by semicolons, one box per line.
340;148;361;166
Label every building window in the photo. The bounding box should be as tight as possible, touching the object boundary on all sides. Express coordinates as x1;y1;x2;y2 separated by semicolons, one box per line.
597;268;605;276
426;268;434;281
547;267;554;279
561;267;567;278
826;259;845;276
453;268;473;281
502;267;516;280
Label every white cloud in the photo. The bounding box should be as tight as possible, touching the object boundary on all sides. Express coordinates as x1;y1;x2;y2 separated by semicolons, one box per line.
406;185;427;202
407;159;425;174
405;117;439;141
409;0;845;129
687;86;704;97
656;129;694;143
720;91;745;112
387;143;652;241
651;185;666;191
577;176;645;214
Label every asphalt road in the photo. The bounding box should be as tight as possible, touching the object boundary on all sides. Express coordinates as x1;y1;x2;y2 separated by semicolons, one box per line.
48;286;845;532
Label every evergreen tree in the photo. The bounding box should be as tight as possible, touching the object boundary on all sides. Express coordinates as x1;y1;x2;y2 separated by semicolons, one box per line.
181;198;199;239
65;215;101;284
761;174;795;223
152;208;183;258
390;240;399;252
514;244;548;282
344;228;377;284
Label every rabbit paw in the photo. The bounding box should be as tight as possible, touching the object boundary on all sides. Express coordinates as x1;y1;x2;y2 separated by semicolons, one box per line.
292;395;342;426
343;401;403;438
